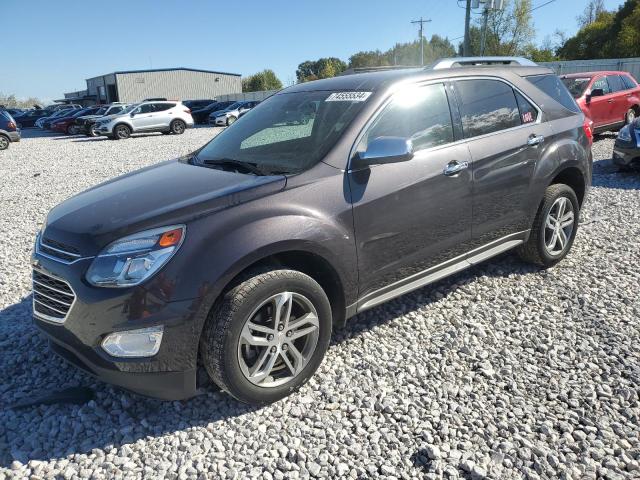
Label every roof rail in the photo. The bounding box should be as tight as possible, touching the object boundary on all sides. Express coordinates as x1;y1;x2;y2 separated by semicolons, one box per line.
430;56;538;70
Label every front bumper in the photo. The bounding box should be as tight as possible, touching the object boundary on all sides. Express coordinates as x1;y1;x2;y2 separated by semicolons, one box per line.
31;252;201;400
213;116;227;126
613;140;640;167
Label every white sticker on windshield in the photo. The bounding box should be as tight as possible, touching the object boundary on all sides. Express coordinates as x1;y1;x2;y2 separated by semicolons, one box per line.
325;91;372;102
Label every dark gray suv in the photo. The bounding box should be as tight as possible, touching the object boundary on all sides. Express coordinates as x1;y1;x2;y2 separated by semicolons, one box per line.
32;58;592;404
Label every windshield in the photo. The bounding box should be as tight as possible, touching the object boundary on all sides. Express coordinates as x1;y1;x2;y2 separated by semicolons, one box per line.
95;107;108;115
195;90;370;175
561;77;591;98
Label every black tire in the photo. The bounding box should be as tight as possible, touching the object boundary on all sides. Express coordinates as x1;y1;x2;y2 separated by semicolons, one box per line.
66;125;75;135
89;125;99;137
226;116;237;126
0;134;9;150
200;269;332;405
114;124;131;140
517;184;580;267
170;120;186;135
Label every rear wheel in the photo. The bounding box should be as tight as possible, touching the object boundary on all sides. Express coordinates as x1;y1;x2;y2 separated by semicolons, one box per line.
89;125;99;137
517;184;579;267
170;120;186;134
114;124;131;140
0;135;9;150
200;269;332;405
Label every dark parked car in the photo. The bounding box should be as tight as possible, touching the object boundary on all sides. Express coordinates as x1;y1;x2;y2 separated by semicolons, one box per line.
51;107;104;134
32;57;592;404
42;108;83;130
561;71;640;133
613;117;640;171
191;101;235;124
0;110;20;150
75;104;128;136
183;99;216;111
212;100;261;126
16;109;48;128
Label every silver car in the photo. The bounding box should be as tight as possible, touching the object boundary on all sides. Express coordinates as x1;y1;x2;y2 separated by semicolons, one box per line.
94;101;194;139
211;101;260;126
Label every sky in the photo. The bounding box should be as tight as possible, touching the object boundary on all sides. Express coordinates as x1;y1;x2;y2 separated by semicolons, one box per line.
1;0;626;102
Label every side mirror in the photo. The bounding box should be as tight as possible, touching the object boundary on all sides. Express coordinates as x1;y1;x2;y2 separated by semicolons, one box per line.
352;136;414;169
586;88;604;103
130;111;136;117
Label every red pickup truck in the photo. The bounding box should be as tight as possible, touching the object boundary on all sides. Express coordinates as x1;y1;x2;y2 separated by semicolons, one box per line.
561;71;640;133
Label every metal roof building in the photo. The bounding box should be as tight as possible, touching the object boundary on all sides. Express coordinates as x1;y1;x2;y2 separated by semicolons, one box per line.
63;67;242;105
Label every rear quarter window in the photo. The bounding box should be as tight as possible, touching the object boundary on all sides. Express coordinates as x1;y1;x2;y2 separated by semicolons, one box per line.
526;74;581;114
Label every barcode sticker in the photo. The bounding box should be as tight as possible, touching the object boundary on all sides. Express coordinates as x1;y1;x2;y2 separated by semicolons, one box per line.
325;92;372;102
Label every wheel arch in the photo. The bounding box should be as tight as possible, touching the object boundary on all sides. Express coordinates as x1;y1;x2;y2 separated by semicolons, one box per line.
549;166;586;206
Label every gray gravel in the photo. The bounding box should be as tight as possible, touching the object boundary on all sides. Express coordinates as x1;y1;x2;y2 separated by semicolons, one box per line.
1;129;639;479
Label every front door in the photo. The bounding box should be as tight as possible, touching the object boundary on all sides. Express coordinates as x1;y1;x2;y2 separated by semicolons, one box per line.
587;76;615;128
130;103;157;130
348;82;473;303
452;78;543;247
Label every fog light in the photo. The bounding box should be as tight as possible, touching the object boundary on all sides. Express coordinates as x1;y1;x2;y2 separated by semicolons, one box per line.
101;326;163;358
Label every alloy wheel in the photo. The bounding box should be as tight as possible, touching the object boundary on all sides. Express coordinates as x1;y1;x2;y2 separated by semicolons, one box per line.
544;196;574;256
0;136;9;150
237;291;320;388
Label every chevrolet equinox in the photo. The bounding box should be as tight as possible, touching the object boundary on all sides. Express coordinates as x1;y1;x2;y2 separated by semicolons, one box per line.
32;57;593;404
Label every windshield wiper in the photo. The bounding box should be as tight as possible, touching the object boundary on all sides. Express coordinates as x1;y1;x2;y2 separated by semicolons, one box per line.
201;157;266;176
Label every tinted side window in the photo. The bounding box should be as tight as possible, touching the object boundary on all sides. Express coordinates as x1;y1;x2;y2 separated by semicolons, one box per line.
111;107;123;114
139;104;155;114
621;75;637;90
526;74;581;113
153;103;175;111
606;75;624;93
592;77;611;95
515;91;538;124
361;83;454;152
456;79;520;138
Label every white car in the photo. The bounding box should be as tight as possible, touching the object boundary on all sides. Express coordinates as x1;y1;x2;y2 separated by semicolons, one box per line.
94;101;194;139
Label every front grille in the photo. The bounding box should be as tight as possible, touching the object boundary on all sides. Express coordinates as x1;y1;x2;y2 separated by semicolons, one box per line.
32;269;76;324
39;236;82;263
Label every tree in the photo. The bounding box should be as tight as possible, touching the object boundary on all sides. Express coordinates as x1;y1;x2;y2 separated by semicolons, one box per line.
0;92;44;109
348;35;456;69
296;57;347;83
577;0;606;28
242;69;283;92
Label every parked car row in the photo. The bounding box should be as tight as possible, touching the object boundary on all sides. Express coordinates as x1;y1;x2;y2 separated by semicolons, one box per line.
190;100;260;125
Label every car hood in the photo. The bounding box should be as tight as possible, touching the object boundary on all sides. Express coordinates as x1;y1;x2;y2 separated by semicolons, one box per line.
44;159;287;254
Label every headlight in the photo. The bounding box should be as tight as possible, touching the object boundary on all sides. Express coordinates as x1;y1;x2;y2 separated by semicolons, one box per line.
618;125;632;142
86;225;185;288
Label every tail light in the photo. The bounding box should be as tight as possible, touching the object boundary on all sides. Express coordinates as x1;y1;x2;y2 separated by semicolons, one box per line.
583;118;593;145
7;121;16;130
184;108;191;114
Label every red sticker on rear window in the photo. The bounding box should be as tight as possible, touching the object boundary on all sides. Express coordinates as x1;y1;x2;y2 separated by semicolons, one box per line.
522;111;534;123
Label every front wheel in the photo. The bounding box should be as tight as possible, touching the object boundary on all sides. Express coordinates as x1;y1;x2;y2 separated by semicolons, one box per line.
200;269;332;405
114;124;131;140
517;184;580;267
170;120;186;134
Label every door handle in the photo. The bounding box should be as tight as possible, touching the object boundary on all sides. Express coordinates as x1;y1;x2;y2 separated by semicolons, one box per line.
527;134;545;147
607;99;614;103
443;160;469;176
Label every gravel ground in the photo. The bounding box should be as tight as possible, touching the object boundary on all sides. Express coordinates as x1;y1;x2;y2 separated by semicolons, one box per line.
1;129;639;479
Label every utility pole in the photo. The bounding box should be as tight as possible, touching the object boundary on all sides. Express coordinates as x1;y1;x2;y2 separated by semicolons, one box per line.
411;17;432;66
463;0;472;56
480;6;489;55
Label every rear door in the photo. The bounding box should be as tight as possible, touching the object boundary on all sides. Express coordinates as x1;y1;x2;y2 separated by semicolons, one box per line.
349;82;474;302
152;102;176;128
606;74;627;125
453;78;544;248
